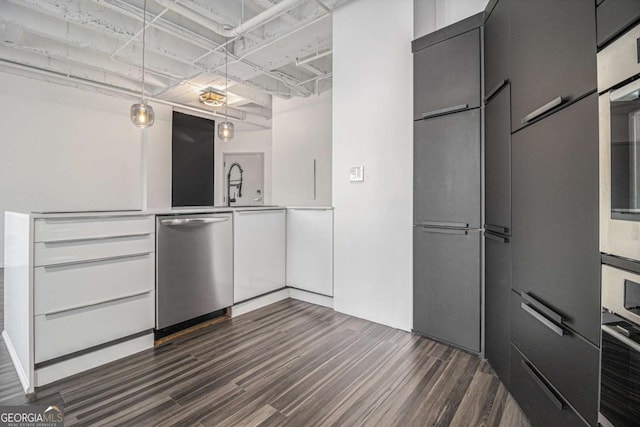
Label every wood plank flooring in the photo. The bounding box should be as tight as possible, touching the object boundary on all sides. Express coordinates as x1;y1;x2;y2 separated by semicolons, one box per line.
0;272;529;426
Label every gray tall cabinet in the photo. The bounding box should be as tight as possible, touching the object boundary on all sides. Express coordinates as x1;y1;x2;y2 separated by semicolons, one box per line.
414;1;602;425
412;15;484;354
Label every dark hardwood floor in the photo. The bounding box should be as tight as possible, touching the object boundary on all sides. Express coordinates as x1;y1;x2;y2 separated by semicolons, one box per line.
0;271;528;426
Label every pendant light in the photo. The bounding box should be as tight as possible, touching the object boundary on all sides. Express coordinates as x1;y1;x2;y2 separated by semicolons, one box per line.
131;0;154;128
217;38;234;141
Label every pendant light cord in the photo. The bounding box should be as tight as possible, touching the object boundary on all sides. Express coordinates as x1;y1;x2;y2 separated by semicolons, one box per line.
141;0;147;102
224;37;228;121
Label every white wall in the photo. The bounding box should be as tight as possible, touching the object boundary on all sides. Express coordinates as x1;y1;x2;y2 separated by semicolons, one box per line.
214;127;272;206
332;0;414;331
272;90;332;207
414;0;489;38
0;70;171;265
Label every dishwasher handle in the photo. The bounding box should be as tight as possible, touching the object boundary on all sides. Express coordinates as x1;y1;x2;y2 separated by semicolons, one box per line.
161;217;230;226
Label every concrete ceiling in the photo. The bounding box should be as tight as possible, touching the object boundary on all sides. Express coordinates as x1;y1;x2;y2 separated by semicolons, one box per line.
0;0;337;127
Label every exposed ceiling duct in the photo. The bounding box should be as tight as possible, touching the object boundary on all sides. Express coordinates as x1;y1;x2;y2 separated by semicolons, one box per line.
0;0;337;126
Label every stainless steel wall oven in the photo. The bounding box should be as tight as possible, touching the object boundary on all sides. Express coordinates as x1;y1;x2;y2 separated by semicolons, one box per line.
599;22;640;262
600;264;640;427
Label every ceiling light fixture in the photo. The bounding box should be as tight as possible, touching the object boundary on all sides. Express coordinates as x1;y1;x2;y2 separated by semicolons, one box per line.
199;88;226;107
217;37;234;142
130;0;154;128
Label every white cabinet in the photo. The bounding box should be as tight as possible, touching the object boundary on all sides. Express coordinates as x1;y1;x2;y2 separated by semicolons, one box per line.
286;208;333;296
233;210;286;303
3;212;156;391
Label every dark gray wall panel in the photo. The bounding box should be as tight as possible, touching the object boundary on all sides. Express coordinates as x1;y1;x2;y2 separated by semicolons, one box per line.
172;112;215;207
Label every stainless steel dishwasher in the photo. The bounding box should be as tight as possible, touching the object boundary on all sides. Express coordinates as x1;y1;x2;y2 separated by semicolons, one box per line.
156;213;233;333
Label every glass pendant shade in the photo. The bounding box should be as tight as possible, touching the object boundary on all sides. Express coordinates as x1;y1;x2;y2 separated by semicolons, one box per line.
218;121;234;141
131;103;154;128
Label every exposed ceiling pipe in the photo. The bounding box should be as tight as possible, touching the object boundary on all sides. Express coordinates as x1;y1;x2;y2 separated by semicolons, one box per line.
155;0;309;39
0;58;274;129
96;0;312;97
296;49;332;66
110;7;171;60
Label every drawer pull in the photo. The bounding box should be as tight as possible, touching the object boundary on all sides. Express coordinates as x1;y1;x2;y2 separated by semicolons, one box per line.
419;227;468;236
521;292;563;324
484;232;508;243
521;96;565;124
521;302;564;337
485;224;509;234
484;79;508;103
521;359;564;410
420;104;469;120
44;291;151;318
43;252;152;270
419;221;469;228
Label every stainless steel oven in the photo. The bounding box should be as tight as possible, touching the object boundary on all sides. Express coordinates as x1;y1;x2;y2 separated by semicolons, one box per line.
600;265;640;427
599;22;640;261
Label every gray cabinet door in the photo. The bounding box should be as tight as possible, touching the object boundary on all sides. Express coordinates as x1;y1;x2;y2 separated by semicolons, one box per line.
510;0;596;132
413;227;481;352
414;29;481;121
597;0;640;47
414;109;481;228
485;85;511;233
485;231;511;387
511;94;600;345
484;0;511;97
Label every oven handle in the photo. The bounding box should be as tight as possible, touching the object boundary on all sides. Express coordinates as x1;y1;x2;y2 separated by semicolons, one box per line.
602;324;640;353
610;78;640;102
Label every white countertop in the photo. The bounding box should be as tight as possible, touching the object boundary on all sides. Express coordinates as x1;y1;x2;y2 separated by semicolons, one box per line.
25;205;333;219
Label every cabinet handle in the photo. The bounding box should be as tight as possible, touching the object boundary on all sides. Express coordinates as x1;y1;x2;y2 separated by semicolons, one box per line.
419;220;469;228
521;96;565;124
521;359;564;410
484;79;508;103
419;227;468;236
602;325;640;353
313;158;317;201
420;104;468;120
521;303;564;337
44;290;151;318
161;217;229;226
484;232;508;243
521;292;563;324
485;224;509;234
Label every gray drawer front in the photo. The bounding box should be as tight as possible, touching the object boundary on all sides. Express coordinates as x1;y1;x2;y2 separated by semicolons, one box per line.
510;291;599;425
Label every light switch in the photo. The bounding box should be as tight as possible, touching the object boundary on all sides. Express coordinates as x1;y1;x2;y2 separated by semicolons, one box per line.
350;165;364;182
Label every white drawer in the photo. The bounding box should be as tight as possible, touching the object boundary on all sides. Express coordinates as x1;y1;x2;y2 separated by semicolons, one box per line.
34;253;154;316
34;291;154;363
34;215;154;243
34;234;154;267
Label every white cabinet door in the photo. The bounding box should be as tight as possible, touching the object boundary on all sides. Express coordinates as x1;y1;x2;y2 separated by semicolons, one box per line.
286;209;333;296
233;210;286;303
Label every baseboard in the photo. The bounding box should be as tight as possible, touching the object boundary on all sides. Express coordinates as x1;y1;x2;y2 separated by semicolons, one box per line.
288;288;333;309
2;330;30;393
230;289;289;317
34;333;153;387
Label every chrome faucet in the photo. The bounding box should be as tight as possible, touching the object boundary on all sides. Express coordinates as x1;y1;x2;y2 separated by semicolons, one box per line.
227;162;243;207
